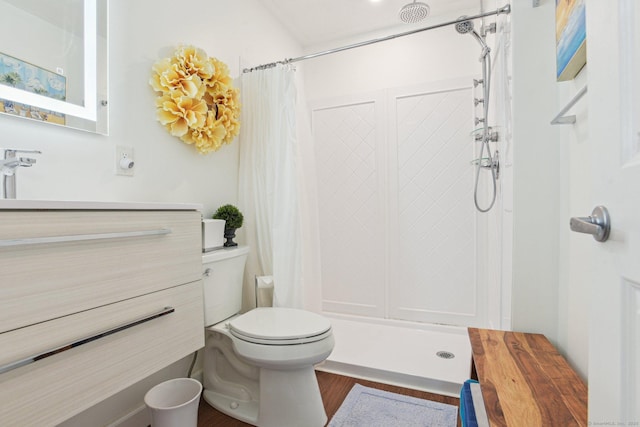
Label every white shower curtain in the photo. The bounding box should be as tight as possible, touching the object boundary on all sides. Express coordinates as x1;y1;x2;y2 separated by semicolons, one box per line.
239;65;310;309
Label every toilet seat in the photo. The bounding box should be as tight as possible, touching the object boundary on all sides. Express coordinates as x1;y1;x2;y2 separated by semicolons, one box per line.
229;308;332;345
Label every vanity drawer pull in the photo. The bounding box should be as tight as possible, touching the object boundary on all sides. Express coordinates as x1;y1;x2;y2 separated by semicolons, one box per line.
0;306;175;375
0;228;171;247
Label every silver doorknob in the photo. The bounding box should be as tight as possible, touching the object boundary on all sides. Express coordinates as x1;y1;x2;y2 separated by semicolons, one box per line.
569;205;611;242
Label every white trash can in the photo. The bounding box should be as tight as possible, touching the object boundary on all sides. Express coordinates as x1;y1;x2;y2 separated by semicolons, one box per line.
144;378;202;427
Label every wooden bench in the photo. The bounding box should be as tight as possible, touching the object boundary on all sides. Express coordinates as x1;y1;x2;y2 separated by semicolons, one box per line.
467;328;588;426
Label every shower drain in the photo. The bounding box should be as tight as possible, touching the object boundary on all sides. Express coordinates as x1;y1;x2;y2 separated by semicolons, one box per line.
436;351;455;359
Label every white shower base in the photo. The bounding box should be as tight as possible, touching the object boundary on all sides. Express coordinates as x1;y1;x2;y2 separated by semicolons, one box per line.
316;313;472;397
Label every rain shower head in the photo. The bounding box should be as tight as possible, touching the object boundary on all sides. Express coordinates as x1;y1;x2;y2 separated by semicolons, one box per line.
398;0;430;24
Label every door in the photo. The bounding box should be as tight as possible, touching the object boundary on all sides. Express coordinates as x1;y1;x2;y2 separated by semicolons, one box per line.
586;0;640;422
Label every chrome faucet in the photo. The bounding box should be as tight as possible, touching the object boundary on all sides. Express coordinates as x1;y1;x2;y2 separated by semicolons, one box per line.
1;148;41;199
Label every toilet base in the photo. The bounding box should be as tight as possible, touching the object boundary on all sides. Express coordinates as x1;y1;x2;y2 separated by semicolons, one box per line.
204;366;327;427
204;328;329;427
257;366;327;427
203;388;259;425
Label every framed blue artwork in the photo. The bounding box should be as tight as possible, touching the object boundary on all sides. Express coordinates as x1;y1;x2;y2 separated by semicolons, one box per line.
556;0;587;81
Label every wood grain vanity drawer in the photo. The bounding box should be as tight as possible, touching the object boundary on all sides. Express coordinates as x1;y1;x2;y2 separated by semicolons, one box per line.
0;209;202;333
0;280;204;427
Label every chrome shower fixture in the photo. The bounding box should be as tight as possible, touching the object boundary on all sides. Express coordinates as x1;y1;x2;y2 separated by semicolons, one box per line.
476;150;500;179
482;23;497;36
462;18;498;213
398;0;430;24
456;16;490;59
474;127;499;143
454;18;475;34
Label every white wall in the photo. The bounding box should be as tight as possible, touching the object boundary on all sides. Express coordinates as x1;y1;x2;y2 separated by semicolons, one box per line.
302;14;479;101
1;0;301;220
0;1;301;426
510;0;589;379
510;1;560;340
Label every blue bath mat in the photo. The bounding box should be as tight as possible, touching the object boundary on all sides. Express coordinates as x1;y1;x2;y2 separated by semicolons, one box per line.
328;383;457;427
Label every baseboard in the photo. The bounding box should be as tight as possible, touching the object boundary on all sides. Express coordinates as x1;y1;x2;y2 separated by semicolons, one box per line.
105;404;148;427
316;361;461;398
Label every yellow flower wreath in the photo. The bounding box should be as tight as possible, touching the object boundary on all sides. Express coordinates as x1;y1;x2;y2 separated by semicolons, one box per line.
149;46;240;154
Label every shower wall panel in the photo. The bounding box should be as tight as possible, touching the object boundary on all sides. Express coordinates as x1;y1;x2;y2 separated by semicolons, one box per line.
388;85;484;326
312;79;487;327
312;97;387;317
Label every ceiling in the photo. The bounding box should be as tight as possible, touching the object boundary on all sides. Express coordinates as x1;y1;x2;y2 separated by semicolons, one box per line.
3;0;482;49
261;0;482;47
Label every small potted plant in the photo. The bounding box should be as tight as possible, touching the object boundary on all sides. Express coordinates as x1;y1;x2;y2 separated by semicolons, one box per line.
213;204;244;247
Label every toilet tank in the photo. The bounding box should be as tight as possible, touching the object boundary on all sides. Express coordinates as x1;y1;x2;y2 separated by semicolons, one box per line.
202;245;249;327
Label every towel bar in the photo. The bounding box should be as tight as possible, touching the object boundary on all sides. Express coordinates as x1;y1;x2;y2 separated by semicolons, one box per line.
550;85;587;125
0;228;171;247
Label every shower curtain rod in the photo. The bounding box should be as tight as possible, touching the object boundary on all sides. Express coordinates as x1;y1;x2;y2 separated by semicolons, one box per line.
243;4;511;73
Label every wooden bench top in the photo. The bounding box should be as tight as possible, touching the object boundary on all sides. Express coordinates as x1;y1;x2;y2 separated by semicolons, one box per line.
468;328;588;427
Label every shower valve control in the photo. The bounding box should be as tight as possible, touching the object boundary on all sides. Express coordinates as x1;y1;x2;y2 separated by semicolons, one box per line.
475;128;499;143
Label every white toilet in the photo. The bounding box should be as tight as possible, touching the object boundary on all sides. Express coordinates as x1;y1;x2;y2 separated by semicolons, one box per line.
201;245;334;427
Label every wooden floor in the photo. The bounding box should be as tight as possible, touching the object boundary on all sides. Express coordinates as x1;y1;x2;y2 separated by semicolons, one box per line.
196;370;460;426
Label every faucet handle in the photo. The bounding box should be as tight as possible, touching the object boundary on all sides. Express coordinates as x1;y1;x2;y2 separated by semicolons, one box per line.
14;149;41;155
1;148;42;157
0;150;40;199
18;157;37;167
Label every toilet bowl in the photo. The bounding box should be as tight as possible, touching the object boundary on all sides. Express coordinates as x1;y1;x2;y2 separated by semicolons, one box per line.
201;246;334;427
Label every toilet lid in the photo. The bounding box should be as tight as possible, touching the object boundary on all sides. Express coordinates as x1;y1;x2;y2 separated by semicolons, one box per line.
229;308;332;345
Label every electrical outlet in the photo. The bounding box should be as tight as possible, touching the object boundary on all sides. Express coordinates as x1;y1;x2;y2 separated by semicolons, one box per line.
116;146;135;176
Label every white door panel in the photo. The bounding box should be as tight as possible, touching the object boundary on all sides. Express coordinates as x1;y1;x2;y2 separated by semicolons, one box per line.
586;0;640;422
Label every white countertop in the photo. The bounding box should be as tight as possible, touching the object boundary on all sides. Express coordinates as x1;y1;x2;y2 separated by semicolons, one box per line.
0;199;203;211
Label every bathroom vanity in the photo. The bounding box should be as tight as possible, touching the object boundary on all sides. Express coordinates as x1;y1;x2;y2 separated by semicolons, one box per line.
0;200;205;426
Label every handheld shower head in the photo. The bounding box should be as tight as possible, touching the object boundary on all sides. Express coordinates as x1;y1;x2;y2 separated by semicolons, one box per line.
398;0;430;24
456;16;490;58
455;19;474;34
